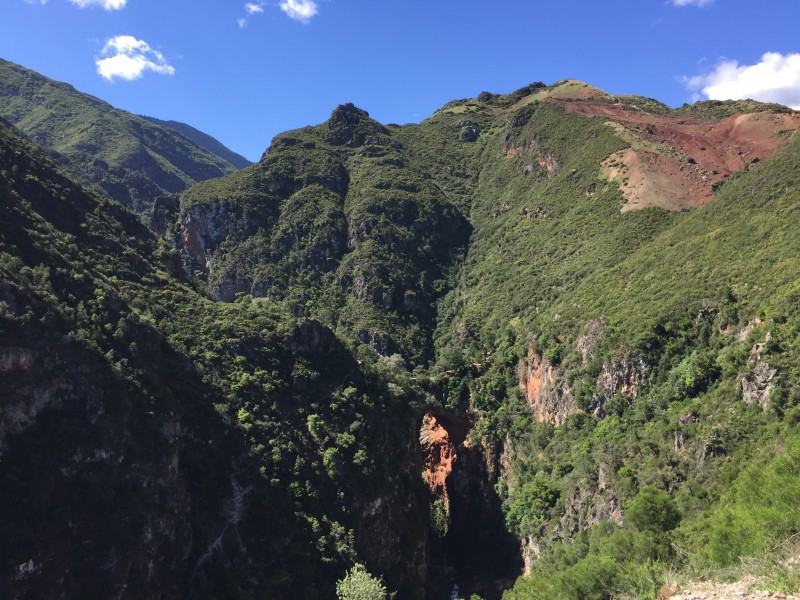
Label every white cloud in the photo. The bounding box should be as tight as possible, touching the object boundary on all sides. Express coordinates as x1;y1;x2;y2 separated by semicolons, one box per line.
685;52;800;109
279;0;318;23
237;0;318;28
69;0;127;9
671;0;714;6
95;35;175;81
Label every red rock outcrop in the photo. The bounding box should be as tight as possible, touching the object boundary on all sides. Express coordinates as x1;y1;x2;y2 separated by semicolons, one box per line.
420;411;463;506
516;350;575;426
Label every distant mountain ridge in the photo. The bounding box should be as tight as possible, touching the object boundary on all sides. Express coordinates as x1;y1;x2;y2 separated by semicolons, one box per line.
0;58;242;213
138;115;252;170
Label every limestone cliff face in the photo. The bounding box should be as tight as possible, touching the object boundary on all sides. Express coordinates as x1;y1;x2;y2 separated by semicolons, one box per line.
517;350;575;426
180;200;233;272
0;345;73;455
557;464;624;537
354;417;434;596
178;198;265;301
739;338;777;408
591;357;647;416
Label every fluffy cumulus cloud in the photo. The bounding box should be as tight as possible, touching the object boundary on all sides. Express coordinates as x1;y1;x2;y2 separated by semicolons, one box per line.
69;0;127;9
279;0;318;23
685;52;800;109
671;0;714;6
244;2;263;14
95;36;175;81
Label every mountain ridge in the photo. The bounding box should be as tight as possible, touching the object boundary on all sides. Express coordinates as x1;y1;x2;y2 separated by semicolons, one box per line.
0;57;243;213
138;114;252;170
2;63;800;599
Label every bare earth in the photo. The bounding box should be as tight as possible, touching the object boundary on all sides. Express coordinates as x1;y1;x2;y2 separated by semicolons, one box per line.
663;576;799;600
563;101;800;212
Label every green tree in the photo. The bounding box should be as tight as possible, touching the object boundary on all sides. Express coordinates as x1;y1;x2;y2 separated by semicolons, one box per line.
625;485;681;533
336;564;387;600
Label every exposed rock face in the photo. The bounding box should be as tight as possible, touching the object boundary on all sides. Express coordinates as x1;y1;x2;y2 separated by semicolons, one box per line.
591;357;647;416
149;194;180;239
353;416;434;599
517;350;575;425
738;338;778;408
522;535;542;578
354;329;400;357
327;103;389;147
420;410;522;595
737;319;764;341
180;200;232;272
0;346;65;454
740;361;777;408
179;199;260;301
290;320;340;355
558;474;623;537
576;319;606;366
0;338;195;600
458;121;480;143
420;412;459;507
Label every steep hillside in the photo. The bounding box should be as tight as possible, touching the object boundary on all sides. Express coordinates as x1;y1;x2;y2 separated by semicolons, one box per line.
138;115;252;169
419;85;800;598
170;103;471;364
3;72;800;600
147;79;800;597
0;120;441;599
0;58;241;213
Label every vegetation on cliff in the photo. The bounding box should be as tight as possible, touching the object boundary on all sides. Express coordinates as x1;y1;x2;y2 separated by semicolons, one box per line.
2;66;800;599
0;120;434;599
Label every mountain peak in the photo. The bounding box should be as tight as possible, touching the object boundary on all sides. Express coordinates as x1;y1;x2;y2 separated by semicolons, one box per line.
326;102;389;147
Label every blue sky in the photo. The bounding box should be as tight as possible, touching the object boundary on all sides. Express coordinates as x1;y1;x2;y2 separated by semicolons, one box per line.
2;0;799;161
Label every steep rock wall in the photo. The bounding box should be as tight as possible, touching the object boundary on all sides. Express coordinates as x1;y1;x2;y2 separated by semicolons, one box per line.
516;350;575;425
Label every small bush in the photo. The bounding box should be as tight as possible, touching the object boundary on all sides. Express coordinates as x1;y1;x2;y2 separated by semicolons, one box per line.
336;564;387;600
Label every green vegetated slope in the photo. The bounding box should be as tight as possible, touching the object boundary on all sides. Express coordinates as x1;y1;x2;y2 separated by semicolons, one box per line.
138;115;253;170
175;103;472;364
416;89;800;597
0;120;440;599
507;134;800;599
160;80;800;597
0;58;240;213
4;65;800;600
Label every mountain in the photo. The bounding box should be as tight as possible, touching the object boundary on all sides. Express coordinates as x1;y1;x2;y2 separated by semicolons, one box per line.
165;102;470;365
0;118;433;599
0;58;242;213
138;115;252;170
3;73;800;600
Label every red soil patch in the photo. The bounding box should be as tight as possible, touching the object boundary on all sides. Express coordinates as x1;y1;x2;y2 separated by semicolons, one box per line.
563;101;800;211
